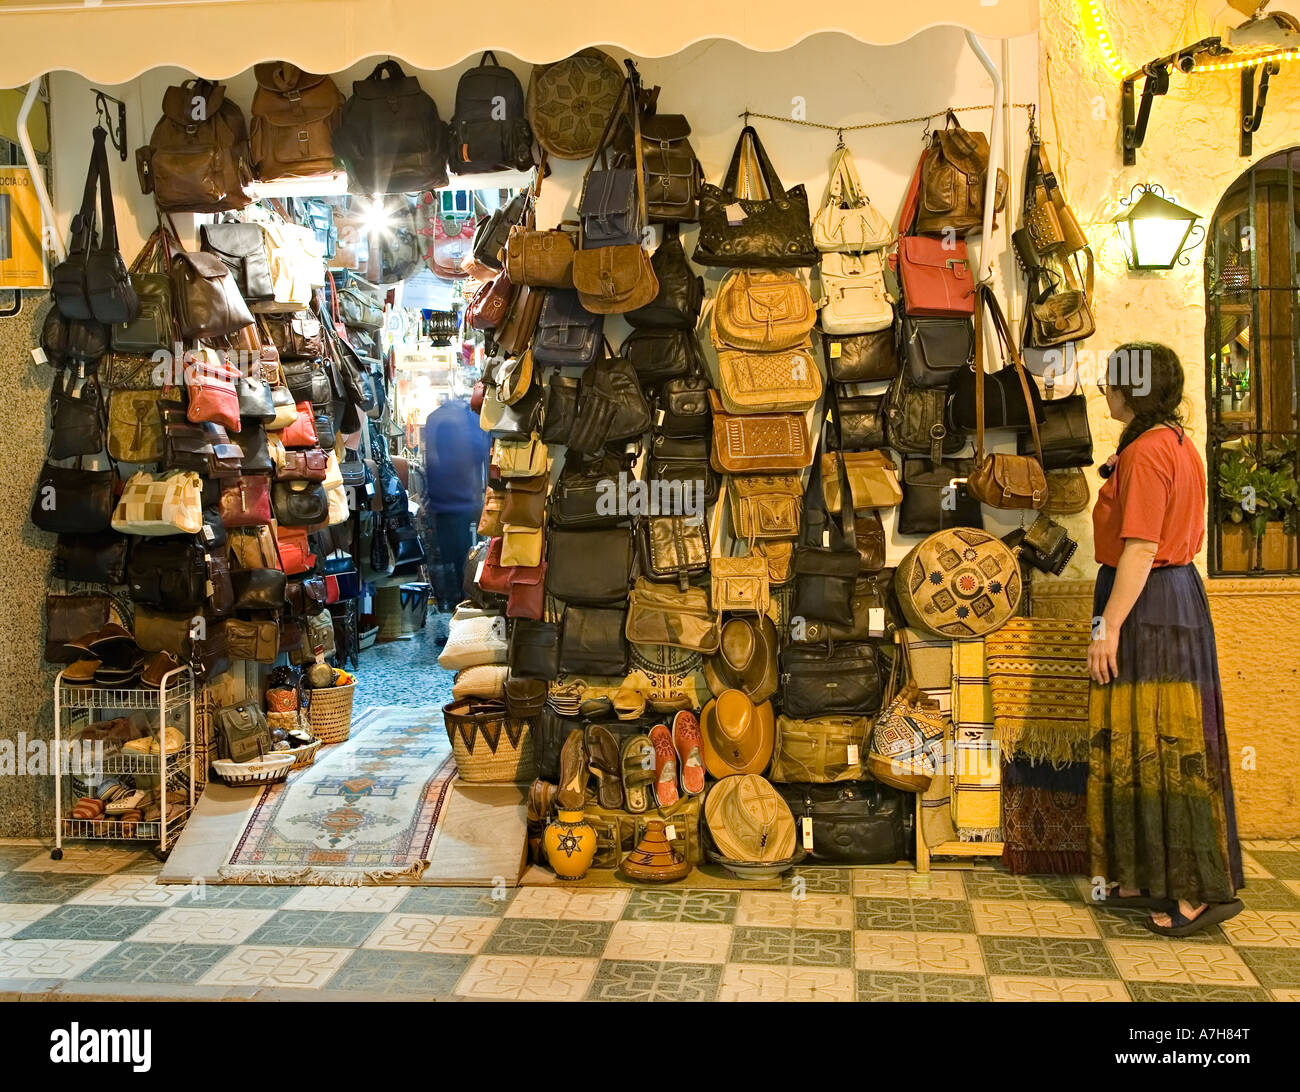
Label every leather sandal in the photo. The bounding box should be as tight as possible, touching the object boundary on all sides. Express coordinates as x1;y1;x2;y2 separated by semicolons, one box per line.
556;728;588;811
621;735;656;814
648;724;679;808
1143;898;1244;938
673;710;706;796
585;723;623;810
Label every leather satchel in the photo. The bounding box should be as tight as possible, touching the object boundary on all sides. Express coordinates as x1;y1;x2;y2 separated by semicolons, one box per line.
549;453;632;528
794;572;899;644
886;372;964;463
708;391;811;474
625;578;719;654
1019;392;1093;469
200;221;273;302
506;176;576;288
901;313;975;389
231;568;287;611
572;243;658;316
694;125;817;268
825;330;898;383
726;474;803;540
166;227;253;340
44;593;111;663
711;554;769;615
501;475;548;529
509;619;561;680
560;606;629;676
126;538;209;610
270;439;329;481
532;289;604;367
638;515;709;589
773;781;911;864
916;110;1006;236
215;703;272;762
792;455;859;627
832;394;887;451
56;529;128;586
657;375;711;437
626;224;703;329
262;312;324;362
897;458;983;536
622;328;702;387
547;527;631;605
780;641;882;718
896;149;975;318
820;451;903;513
770;714;872;784
31;458;115;534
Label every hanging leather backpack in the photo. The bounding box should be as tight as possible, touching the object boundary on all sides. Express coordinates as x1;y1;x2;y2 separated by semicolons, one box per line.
915;110;1007;237
250;63;344;181
625;64;703;223
449;51;535;174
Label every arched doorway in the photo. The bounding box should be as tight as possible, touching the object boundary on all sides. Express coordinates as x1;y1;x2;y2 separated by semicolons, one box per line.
1205;149;1300;575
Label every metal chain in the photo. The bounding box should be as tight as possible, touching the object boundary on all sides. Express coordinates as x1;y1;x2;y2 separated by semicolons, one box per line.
739;102;1037;141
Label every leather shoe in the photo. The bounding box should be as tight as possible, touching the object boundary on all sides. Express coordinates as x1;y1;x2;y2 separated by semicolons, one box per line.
556;728;588;811
672;710;706;796
648;724;679;808
585;723;623;810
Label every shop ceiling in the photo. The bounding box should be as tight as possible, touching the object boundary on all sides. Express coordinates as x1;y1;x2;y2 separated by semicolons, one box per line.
0;0;1036;88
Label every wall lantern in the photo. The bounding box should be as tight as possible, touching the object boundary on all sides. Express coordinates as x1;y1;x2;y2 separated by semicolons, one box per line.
1112;183;1204;270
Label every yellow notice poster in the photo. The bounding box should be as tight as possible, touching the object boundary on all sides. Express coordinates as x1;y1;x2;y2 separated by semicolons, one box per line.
0;167;48;289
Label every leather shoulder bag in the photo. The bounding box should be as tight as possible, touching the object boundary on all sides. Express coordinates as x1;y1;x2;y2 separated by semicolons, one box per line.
792;453;860;627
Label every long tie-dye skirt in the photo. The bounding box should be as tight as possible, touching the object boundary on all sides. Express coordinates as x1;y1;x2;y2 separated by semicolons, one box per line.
1088;564;1243;904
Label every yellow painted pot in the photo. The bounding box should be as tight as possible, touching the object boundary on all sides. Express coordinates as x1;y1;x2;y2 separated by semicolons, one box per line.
543;809;597;880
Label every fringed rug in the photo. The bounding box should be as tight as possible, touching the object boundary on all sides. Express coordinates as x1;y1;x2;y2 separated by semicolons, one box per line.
951;639;1001;842
218;707;457;885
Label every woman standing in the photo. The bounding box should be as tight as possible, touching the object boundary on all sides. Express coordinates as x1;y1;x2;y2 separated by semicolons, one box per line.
1087;342;1243;936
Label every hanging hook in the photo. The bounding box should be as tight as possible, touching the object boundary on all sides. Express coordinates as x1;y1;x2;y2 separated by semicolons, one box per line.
835;127;845;147
1027;102;1039;142
92;90;127;161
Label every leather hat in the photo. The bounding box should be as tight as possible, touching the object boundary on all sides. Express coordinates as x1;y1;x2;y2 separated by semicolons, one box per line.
704;774;797;864
703;616;779;703
699;689;775;779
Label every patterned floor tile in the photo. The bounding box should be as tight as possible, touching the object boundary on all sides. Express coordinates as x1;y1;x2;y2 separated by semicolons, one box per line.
328;949;471;996
1240;879;1300;911
482;917;612;957
620;889;738;923
75;941;231;984
505;887;628;922
13;846;144;875
1126;982;1272;1002
988;976;1131;1002
1248;851;1300;880
0;939;119;979
962;873;1082;902
1270;988;1300;1001
454;955;598;1001
855;898;975;933
128;908;275;945
0;903;58;940
362;913;500;955
971;899;1099;939
398;887;515;916
784;867;853;894
1241;839;1292;852
197;946;352;989
0;872;102;904
1236;947;1300;989
855;868;967;900
1239;853;1274;880
1220;910;1300;948
14;905;162;942
856;971;991;1001
68;873;189;908
603;921;733;963
282;886;411;913
245;909;384;948
0;846;43;869
718;964;855;1001
729;926;853;967
1088;907;1225;943
735;892;854;930
1105;940;1259;986
979;936;1118;979
855;930;985;974
174;885;296;910
587;959;723;1001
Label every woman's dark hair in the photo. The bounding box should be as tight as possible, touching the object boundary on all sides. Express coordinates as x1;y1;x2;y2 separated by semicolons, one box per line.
1108;342;1186;453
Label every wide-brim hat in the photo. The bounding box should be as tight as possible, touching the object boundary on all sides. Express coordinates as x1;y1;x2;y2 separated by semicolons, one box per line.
703;615;779;703
704;774;797;864
699;689;775;779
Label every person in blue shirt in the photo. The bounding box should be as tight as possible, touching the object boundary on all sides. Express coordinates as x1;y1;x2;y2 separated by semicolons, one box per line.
424;394;490;612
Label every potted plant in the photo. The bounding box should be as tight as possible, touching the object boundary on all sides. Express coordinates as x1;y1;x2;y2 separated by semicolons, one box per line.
1217;438;1299;571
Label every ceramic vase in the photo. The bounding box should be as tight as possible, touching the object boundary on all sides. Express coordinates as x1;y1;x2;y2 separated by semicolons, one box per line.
543;808;597;880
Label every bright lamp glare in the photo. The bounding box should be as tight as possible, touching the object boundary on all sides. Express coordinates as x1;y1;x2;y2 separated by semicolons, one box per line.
362;196;392;236
1130;217;1188;268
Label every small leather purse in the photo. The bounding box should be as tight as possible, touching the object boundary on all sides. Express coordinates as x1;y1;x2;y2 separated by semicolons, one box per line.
711;554;770;615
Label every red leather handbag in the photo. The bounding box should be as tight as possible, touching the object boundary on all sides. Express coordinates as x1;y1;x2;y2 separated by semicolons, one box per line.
895;149;975;318
276;525;317;575
184;349;242;432
466;270;515;331
219;474;272;527
506;561;546;620
478;536;513;595
281;401;319;448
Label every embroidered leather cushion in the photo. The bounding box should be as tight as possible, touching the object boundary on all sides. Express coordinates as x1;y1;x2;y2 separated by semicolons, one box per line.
894;527;1021;639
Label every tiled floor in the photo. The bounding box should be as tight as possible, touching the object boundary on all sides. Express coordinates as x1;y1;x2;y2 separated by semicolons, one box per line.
1;839;1299;1001
351;615;456;710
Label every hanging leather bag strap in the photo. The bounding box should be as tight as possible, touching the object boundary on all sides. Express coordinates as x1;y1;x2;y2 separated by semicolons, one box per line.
721;125;787;201
898;148;929;238
975;285;1044;466
578;73;647;247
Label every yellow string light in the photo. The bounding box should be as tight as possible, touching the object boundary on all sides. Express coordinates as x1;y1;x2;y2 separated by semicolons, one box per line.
1081;0;1128;78
1193;50;1300;72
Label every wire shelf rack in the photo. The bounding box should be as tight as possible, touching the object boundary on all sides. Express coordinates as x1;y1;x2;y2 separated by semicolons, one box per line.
60;806;192;849
58;676;194;710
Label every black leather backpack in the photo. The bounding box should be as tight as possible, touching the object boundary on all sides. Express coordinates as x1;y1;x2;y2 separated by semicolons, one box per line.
449;51;534;174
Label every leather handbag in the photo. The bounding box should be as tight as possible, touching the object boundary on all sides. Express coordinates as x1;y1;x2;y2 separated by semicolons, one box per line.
480;381;542;440
56;529;129;586
817;251;893;336
276;525;317;574
714;342;822;416
567;353;652;455
479;486;506;537
886;372;964;462
622;328;702;387
915;110;1005;236
225;618;280;663
228;525;281;570
532;289;603;367
779;641;882;719
44;593;111;663
31;457;115;534
492;434;548;478
812;144;893;252
467;270;516;331
541;373;580;446
501;475;548;529
183;349;241;432
626;224;703;329
527;48;625;160
1018;392;1093;469
112;470;204;535
896;150;975;318
220;474;273;527
549;453;631;529
501;526;544;568
49;373;104;459
637;92;703;223
237;375;276;423
270;439;329;481
794;572;899;644
895;527;1022;639
853;510;887;573
262;312;325;362
506;184;576;289
825;330;898;382
820;450;903;513
126;537;209;610
964;288;1047;510
711;554;769;615
273;480;330;527
159;401;232;473
708;391;811;474
897;458;983;536
509;619;561;680
901;313;975;389
165;225;253;340
559;606;629;676
113;232;175;352
547;527;631;604
792;455;859;627
657;375;711;437
200;221;273;302
832;394;887;451
638;515;709;588
279;359;330;407
712;268;817;352
269;385;299;430
773;781;911;864
726;474;803;540
472;191;529;272
43;311;110;368
648;434;718;509
625;578;719;654
231;568;287;611
769;714;872;784
694;125;817;268
281;402;320;448
496;285;546;357
506;562;547;621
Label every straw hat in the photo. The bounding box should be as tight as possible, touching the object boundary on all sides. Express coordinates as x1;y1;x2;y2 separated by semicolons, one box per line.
620;820;692;883
699;689;775;779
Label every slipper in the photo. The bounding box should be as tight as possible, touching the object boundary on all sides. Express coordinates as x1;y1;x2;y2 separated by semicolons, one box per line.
585;723;624;810
1095;889;1178;912
1143;898;1244;938
556;728;588;811
621;735;656;814
63;659;101;683
648;724;679;808
672;710;706;796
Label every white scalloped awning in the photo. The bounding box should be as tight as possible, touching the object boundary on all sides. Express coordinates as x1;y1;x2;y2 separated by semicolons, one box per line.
0;0;1037;87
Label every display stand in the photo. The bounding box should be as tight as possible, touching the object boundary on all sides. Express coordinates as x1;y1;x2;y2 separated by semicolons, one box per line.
51;665;197;860
914;799;1004;874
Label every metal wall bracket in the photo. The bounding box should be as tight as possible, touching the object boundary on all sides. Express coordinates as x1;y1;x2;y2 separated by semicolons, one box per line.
92;89;127;161
1241;61;1280;157
1122;64;1170;166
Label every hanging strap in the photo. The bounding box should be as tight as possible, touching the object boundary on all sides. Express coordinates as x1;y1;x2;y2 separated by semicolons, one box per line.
68;127;107;257
898;148;929;239
580;74;648;247
720;125;788;200
92;132;121;258
975;285;1044;465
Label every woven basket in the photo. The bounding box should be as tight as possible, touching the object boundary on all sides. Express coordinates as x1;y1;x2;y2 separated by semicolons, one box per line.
444;699;538;783
307;683;356;744
212;754;295;786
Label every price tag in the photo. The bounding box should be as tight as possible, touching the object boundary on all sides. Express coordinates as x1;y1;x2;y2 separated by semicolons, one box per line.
365;482;375;496
473;556;486;585
665;824;677;841
868;607;886;637
801;817;814;851
31;348;48;366
201;525;216;544
725;203;748;225
822;529;831;548
205;580;215;597
847;743;860;765
655;408;666;426
828;342;842;360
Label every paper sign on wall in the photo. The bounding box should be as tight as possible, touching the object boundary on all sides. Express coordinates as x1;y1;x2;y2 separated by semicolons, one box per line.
0;166;47;290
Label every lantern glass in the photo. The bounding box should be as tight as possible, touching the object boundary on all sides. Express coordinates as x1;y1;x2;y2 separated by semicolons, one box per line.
1113;188;1200;270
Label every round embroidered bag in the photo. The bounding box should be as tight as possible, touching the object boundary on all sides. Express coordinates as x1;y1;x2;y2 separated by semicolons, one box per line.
894;527;1022;639
526;48;625;160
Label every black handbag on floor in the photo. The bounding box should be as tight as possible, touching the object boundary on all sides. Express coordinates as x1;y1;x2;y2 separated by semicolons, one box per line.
897;458;983;536
1018;392;1092;468
780;641;882;718
559;605;629;676
773;781;913;864
792;454;859;627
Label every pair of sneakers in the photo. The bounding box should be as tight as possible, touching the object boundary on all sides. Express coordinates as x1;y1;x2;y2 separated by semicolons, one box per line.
642;712;705;809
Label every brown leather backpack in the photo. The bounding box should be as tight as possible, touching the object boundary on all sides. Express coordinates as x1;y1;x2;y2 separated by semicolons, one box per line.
250;63;344;181
915;110;1006;236
136;80;253;213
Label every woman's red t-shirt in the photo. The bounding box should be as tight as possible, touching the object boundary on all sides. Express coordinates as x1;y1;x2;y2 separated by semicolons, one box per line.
1092;426;1206;567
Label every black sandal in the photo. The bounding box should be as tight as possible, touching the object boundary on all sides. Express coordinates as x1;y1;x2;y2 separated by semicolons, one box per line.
1095;889;1177;912
1143;898;1244;938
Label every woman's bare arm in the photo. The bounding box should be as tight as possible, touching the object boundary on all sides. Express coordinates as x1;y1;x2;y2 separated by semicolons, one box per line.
1089;537;1158;684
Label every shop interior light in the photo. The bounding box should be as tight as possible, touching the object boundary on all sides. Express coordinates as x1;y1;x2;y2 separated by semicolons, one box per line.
1112;183;1202;270
361;196;393;236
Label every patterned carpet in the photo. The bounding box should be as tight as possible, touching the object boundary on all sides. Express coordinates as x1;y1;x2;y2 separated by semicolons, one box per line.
1;839;1298;1001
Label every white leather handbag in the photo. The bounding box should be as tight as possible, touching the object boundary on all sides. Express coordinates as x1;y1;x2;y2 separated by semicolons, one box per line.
438;612;509;671
817;251;894;335
812;146;893;253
